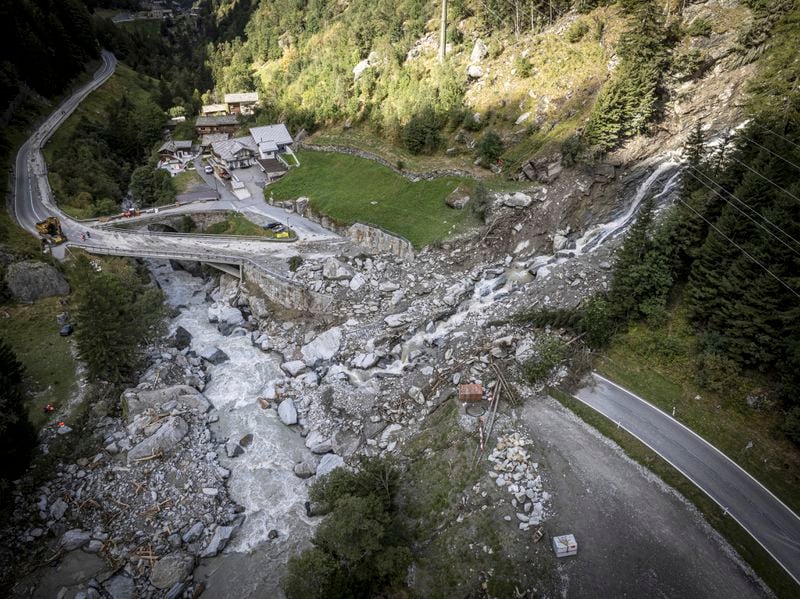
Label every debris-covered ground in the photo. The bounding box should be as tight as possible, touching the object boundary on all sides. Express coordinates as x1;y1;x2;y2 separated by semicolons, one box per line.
0;160;770;598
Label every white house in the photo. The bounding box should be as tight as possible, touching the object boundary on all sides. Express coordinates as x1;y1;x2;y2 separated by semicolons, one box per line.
249;124;293;160
210;136;258;170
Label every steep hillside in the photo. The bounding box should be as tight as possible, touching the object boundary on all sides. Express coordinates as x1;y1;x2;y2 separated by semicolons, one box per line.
203;0;767;172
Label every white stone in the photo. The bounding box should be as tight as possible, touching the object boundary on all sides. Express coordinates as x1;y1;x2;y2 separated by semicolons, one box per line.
349;273;367;291
277;399;298;425
316;453;345;478
300;326;342;365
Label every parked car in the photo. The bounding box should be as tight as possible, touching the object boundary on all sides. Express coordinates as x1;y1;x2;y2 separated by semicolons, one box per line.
264;222;281;230
59;324;74;337
204;165;213;174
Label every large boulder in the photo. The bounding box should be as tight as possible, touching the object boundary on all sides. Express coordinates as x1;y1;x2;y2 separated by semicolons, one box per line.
277;398;298;425
200;524;238;558
316;453;345;478
122;385;210;419
445;186;471;209
60;529;91;551
200;346;229;365
103;574;136;599
173;326;192;350
301;326;342;366
150;551;194;590
5;260;69;302
127;416;188;463
322;258;353;280
281;360;307;377
470;38;488;63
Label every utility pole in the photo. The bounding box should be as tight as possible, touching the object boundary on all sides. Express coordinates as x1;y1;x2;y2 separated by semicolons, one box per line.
438;0;447;63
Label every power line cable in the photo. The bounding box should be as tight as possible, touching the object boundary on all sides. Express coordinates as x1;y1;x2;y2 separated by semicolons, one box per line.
725;153;800;205
684;168;800;259
752;122;800;151
737;132;800;172
674;196;800;300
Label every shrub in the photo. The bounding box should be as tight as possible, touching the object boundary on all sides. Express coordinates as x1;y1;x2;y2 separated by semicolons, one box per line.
470;182;489;222
476;131;504;164
523;335;569;384
462;111;483;132
514;55;533;78
561;134;584;166
403;108;443;155
0;339;37;496
782;407;800;445
686;17;712;37
579;295;615;348
566;20;590;43
288;255;303;271
694;352;742;396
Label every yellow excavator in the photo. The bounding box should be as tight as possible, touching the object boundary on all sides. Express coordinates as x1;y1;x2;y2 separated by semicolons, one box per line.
36;217;67;245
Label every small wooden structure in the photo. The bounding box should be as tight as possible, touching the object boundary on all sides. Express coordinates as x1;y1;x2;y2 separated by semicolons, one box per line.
458;383;483;403
552;534;577;558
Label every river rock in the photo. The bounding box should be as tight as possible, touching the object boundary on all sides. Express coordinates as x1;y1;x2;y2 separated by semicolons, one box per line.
293;460;317;479
5;260;70;302
103;574;135;599
183;521;205;544
378;281;400;292
200;524;238;558
127;416;189;463
123;385;210;418
150;551;194;590
173;326;192;350
49;498;68;520
384;313;408;328
278;398;298;425
281;360;307;377
200;346;229;365
60;529;91;550
349;273;367;291
316;453;345;478
552;234;568;252
300;326;342;365
352;352;379;369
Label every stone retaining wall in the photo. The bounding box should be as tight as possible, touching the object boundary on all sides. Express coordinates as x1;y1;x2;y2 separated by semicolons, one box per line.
242;264;333;313
297;142;479;182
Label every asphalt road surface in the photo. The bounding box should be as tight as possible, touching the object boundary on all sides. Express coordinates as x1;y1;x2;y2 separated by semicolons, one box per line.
11;50;344;268
574;372;800;586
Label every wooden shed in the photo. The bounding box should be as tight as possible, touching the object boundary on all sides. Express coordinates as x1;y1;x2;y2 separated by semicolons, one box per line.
458;383;483;403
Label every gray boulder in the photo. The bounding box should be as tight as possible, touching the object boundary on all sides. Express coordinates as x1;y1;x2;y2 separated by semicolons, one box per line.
277;398;298;425
5;260;69;302
300;326;342;365
60;529;91;550
173;326;192;350
281;360;307;377
316;453;345;478
150;551;194;590
322;257;353;280
103;574;136;599
471;38;488;63
49;498;68;520
200;346;229;365
200;524;238;558
127;416;189;463
122;385;210;419
293;460;317;479
183;521;205;544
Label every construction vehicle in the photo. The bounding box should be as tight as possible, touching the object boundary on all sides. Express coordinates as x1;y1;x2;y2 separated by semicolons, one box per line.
36;217;67;245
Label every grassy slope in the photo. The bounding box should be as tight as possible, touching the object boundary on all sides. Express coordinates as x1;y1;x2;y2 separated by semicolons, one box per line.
44;64;156;163
549;388;799;598
267;151;478;248
172;169;202;194
0;298;77;430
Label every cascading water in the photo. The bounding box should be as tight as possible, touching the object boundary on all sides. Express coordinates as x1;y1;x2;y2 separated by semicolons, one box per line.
148;261;316;594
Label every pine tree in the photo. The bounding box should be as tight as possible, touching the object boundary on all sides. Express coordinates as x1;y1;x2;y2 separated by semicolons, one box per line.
0;338;37;489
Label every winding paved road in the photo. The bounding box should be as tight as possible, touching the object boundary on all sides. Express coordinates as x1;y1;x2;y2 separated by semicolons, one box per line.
574;372;800;586
11;50;344;272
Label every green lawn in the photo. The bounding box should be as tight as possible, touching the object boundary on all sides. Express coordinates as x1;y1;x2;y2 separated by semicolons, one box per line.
204;212;291;238
267;151;480;248
173;169;202;194
0;297;77;430
596;309;800;516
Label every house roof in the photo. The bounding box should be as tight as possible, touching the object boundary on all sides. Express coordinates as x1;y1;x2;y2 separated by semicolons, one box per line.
225;92;259;104
211;136;257;162
158;140;192;154
201;133;229;147
249;124;293;147
201;103;228;114
196;115;239;127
